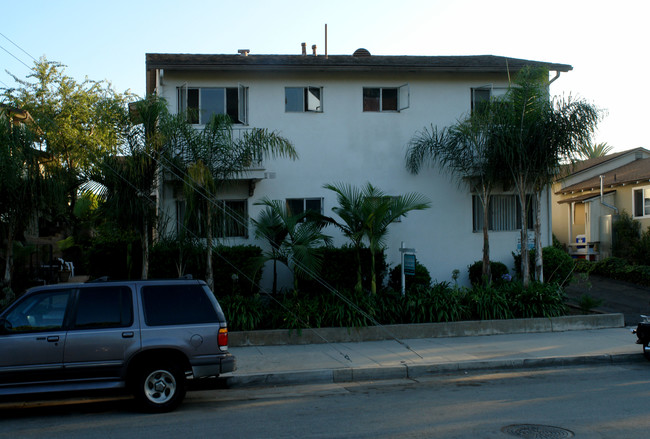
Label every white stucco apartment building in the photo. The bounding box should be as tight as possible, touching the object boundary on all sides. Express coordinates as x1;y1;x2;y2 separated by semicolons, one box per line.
145;48;571;287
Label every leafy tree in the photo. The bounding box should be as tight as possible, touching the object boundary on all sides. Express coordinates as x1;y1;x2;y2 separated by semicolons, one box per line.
3;57;133;223
0;110;65;287
252;197;332;292
405;100;503;284
176;114;297;291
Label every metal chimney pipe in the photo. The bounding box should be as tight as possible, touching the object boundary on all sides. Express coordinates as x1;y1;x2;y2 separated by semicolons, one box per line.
301;43;306;56
312;44;317;56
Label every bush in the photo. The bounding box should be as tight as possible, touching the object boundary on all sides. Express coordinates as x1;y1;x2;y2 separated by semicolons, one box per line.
613;211;641;261
468;260;509;285
541;247;574;285
500;281;567;318
388;261;432;292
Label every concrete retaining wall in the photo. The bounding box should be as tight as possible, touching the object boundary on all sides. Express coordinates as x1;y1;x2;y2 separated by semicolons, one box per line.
229;313;624;347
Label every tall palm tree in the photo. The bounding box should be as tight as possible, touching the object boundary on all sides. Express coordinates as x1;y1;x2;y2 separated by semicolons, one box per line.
252;197;332;292
491;67;600;285
406;105;502;285
578;140;613;159
177;114;297;291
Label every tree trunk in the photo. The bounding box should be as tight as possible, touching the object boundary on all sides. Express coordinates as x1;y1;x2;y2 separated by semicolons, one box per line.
370;247;377;295
141;216;149;280
3;220;15;288
355;245;363;293
481;190;491;285
534;190;544;283
518;181;530;288
206;203;214;292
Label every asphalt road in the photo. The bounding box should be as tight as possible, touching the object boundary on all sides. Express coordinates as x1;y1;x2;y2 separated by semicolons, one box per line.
564;274;650;325
2;363;650;438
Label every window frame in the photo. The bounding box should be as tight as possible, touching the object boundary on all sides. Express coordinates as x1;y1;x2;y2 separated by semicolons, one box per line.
286;197;323;221
362;84;409;112
633;186;650;218
472;194;535;232
178;85;249;125
285;86;323;113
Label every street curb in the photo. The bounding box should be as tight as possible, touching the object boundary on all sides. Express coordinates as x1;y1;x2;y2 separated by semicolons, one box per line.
225;352;645;388
230;314;625;347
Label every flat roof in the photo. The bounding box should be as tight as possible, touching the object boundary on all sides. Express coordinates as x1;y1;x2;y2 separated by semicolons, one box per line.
146;53;572;74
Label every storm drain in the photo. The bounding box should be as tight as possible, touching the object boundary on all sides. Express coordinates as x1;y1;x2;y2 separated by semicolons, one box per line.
501;424;574;438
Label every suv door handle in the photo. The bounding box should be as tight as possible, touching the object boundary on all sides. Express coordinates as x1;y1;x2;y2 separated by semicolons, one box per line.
122;331;134;338
47;336;60;342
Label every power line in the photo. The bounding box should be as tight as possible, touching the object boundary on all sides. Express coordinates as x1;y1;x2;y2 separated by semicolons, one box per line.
0;31;37;62
0;43;32;70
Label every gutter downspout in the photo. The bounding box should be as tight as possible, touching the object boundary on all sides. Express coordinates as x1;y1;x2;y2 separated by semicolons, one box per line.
600;175;618;213
549;71;561;84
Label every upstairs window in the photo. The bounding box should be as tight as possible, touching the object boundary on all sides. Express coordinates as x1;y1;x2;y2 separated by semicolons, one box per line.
285;87;323;112
363;85;409;112
471;85;507;114
633;187;650;218
178;85;248;125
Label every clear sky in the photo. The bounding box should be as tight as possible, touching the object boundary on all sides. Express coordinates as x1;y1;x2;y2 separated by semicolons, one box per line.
1;0;648;152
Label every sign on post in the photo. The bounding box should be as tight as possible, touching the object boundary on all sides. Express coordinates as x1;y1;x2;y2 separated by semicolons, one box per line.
403;254;416;275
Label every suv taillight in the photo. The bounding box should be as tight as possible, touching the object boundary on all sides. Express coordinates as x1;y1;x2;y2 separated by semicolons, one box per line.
218;327;228;351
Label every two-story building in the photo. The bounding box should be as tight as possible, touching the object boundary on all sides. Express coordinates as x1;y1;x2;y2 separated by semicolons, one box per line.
145;48;572;288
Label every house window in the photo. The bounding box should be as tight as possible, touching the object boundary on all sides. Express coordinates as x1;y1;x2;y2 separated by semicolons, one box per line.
362;85;409;112
176;199;248;238
472;194;535;232
471;86;507;114
285;87;323;112
178;85;248;125
633;187;650;217
286;198;323;220
216;199;248;238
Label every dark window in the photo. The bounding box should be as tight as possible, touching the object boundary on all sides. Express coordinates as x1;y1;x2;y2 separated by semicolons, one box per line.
178;86;248;124
472;194;535;232
4;290;72;332
73;287;132;329
286;198;323;220
141;284;220;326
216;199;248;238
471;88;491;114
285;87;323;112
363;86;409;112
633;188;650;217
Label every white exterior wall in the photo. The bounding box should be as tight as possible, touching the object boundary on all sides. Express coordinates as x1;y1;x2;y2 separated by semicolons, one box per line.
156;68;551;286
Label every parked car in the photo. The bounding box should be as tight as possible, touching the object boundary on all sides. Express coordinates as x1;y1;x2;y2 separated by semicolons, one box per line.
0;278;235;412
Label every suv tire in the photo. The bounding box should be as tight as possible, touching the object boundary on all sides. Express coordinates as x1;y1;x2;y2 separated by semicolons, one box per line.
133;362;186;413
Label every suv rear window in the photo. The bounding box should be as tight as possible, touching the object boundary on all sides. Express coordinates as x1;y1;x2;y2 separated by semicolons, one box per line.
141;284;219;326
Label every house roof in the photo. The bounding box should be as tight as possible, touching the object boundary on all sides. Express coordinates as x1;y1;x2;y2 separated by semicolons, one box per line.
556;154;650;195
146;53;573;74
556;190;616;204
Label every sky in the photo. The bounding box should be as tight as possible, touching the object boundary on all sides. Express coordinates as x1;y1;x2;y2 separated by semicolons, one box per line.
1;0;648;153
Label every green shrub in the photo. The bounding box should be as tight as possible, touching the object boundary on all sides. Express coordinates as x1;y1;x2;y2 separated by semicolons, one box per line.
468;260;509;285
541;247;574;285
388;261;432;292
500;281;566;318
466;285;513;320
573;258;594;273
578;294;603;313
613;211;641;262
219;294;265;331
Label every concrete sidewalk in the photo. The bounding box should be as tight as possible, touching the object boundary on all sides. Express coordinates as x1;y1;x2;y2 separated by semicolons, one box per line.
226;324;645;388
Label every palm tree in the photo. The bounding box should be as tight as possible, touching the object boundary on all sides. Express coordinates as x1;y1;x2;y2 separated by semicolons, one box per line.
252;197;332;292
325;182;430;294
491;67;600;285
177;114;297;291
322;183;366;292
406;105;502;285
578;140;613;159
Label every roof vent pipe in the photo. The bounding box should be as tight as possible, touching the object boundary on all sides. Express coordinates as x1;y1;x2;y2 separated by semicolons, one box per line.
312;44;317;56
238;49;250;56
301;42;306;56
600;175;618;213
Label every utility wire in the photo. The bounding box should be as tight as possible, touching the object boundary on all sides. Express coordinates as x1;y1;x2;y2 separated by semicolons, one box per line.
0;32;37;61
0;44;32;70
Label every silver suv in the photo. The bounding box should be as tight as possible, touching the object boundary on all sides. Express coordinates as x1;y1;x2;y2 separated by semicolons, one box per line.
0;278;235;412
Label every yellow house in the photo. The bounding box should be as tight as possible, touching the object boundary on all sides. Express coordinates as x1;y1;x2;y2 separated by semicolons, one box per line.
552;148;650;260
